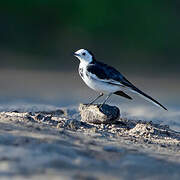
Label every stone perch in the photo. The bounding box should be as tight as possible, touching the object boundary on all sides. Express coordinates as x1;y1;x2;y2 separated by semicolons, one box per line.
79;104;120;124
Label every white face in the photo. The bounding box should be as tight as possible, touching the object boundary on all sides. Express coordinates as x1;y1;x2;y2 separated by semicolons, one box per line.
74;49;93;63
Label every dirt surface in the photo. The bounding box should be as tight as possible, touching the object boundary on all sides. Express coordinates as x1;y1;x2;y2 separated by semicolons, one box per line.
0;105;180;180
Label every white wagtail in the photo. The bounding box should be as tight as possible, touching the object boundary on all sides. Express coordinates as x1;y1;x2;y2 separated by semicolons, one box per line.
73;49;167;110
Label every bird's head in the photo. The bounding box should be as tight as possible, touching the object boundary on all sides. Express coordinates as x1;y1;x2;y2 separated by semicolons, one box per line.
73;49;95;64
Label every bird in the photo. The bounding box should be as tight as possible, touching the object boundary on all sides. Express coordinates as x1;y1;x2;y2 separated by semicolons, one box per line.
73;49;167;110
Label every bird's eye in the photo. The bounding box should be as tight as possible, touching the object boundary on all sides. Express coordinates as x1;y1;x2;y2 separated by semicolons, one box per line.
82;52;86;56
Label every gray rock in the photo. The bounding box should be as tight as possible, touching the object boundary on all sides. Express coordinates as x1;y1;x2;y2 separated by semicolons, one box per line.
79;104;120;124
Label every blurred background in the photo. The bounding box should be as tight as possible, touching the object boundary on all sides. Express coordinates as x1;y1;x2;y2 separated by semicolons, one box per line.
1;0;180;72
0;1;179;127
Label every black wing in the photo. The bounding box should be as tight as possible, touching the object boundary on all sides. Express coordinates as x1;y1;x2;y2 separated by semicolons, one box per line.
114;91;133;100
87;61;167;110
87;61;133;87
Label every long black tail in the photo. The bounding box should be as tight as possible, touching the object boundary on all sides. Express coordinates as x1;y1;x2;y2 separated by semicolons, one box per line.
131;87;167;111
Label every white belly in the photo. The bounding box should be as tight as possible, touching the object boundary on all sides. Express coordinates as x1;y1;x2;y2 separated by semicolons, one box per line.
84;77;121;93
79;65;121;94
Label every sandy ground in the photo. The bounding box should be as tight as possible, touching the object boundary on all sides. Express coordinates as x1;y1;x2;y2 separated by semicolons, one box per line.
0;69;179;179
0;105;179;180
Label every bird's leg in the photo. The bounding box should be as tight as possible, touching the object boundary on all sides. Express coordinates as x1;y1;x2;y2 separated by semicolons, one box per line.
88;93;104;106
99;93;113;108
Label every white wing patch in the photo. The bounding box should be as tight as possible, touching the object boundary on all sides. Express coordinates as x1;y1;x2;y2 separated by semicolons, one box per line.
87;71;125;87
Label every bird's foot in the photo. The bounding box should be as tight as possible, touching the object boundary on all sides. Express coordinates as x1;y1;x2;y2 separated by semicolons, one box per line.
86;103;104;109
98;103;105;110
86;103;92;107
